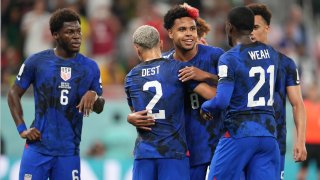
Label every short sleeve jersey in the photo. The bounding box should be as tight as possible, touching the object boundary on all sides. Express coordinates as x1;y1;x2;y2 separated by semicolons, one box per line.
164;44;225;166
125;58;198;159
274;53;300;155
218;42;279;138
15;49;102;156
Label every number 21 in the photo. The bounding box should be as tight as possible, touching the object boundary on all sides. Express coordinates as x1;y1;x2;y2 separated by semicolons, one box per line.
247;65;274;107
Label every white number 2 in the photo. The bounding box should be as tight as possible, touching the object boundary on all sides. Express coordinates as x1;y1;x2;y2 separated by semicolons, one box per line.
60;89;69;105
143;81;165;119
72;169;79;180
247;65;274;107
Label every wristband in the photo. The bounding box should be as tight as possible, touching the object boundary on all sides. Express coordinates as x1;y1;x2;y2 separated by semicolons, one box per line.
17;123;27;134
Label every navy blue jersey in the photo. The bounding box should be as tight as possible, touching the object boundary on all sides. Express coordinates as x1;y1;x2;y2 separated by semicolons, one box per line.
15;49;102;156
162;48;174;59
164;44;225;166
217;42;279;138
125;58;198;159
274;53;300;155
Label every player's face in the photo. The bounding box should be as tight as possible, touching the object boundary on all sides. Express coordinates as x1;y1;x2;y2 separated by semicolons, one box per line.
56;21;82;53
250;15;269;43
168;17;197;51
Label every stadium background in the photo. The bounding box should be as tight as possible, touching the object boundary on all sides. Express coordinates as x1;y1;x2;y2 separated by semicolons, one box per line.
1;0;319;179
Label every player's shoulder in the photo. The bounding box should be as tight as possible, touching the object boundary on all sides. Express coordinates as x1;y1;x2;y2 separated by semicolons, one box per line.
162;48;175;59
278;52;296;65
198;44;225;56
77;53;99;67
220;48;237;60
24;49;53;64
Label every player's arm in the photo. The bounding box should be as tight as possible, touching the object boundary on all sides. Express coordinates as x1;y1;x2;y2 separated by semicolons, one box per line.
200;81;234;120
7;84;41;140
127;109;155;131
76;91;105;116
178;66;218;85
287;85;307;162
193;83;216;99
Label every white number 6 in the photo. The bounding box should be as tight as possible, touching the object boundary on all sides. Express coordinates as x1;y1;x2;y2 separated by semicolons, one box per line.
60;89;69;105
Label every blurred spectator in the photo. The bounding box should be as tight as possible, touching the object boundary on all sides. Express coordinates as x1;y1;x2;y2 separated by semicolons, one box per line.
67;1;91;56
1;134;5;155
4;6;23;52
20;0;52;58
278;4;307;58
297;84;320;180
88;1;122;85
0;0;318;92
86;141;106;158
314;35;320;85
1;36;21;86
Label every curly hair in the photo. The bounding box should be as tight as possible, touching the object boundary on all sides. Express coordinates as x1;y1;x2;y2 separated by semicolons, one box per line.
247;3;272;25
196;17;211;38
49;8;81;34
164;5;195;30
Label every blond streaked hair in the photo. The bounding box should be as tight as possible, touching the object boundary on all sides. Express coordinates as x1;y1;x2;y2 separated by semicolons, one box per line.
132;25;160;49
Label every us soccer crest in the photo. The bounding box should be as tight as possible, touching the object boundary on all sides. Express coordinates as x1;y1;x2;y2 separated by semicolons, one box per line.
60;67;71;81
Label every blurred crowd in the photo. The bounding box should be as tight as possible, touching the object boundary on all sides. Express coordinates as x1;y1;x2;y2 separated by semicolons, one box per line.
1;0;320;97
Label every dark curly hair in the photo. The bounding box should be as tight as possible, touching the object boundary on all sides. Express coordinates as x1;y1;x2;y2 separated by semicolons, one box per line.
247;3;272;25
228;7;254;32
163;5;192;30
49;8;81;35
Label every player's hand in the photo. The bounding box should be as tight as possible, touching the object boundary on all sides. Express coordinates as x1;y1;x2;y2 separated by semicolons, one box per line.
179;66;207;82
201;100;214;115
77;91;97;117
127;110;155;131
20;127;41;141
293;141;307;162
200;109;213;121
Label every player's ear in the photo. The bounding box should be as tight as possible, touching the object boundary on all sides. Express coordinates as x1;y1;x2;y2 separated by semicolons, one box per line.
160;40;163;51
133;45;142;60
225;22;233;34
265;25;270;33
52;32;59;41
168;29;174;39
133;44;139;54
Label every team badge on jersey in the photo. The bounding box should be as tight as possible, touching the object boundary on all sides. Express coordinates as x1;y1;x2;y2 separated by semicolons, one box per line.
24;174;32;180
61;67;71;81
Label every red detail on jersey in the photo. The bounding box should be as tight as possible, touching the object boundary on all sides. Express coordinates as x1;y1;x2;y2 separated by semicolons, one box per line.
186;150;190;157
25;143;28;149
224;131;231;138
214;176;217;180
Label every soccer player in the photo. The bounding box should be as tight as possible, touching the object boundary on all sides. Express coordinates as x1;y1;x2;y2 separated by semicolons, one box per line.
247;3;307;179
125;25;216;180
201;6;281;179
127;4;225;180
163;5;225;179
7;8;105;180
